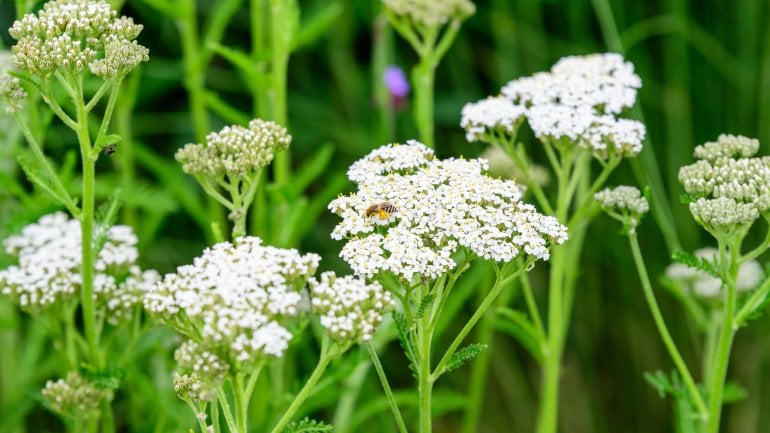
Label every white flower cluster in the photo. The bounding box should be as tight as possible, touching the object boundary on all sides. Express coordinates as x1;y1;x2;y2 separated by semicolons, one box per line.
382;0;475;27
144;237;320;371
460;96;526;142
9;0;148;79
0;212;159;323
679;134;770;232
330;141;568;280
463;53;645;160
175;119;291;178
42;371;111;420
594;185;649;216
310;272;394;344
502;53;641;114
0;73;26;114
666;247;763;298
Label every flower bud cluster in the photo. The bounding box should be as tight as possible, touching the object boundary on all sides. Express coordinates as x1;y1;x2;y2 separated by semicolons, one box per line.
0;212;159;322
173;372;209;403
330;141;567;281
666;247;763;298
175;119;291;178
144;237;320;374
464;53;644;160
382;0;475;27
310;272;394;344
9;0;148;78
0;74;26;114
679;134;770;232
42;371;111;420
595;186;649;216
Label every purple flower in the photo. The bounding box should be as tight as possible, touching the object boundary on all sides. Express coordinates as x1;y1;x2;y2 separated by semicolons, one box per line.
384;66;410;98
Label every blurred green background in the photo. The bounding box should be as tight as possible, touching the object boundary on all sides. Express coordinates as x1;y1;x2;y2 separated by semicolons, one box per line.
1;0;770;432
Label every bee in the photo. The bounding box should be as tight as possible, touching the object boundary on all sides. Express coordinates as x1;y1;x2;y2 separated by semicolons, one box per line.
103;144;117;156
364;201;398;220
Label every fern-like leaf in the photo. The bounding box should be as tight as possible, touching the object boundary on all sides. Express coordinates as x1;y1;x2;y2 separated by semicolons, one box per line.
671;250;720;278
393;311;418;376
416;293;435;319
643;370;686;400
284;418;333;433
445;343;487;373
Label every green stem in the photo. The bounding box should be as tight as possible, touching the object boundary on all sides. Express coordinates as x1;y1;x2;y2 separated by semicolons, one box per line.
100;398;115;433
536;244;565;433
212;396;222;433
178;0;209;142
269;336;334;433
217;388;238;433
412;59;436;148
186;401;210;433
250;0;266;116
13;112;80;216
74;77;100;369
91;80;121;157
84;80;111;112
62;305;78;370
367;343;408;433
268;0;291;183
418;291;433;433
233;373;247;433
628;232;707;418
734;275;770;326
244;359;267;403
704;240;739;433
521;271;546;338
461;269;519;433
42;86;78;130
432;262;528;380
115;72;141;228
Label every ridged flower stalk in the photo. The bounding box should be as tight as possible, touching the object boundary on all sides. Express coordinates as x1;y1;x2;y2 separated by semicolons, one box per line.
383;0;475;148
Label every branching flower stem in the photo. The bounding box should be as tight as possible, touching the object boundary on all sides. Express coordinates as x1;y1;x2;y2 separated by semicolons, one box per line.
403;258;531;433
367;343;409;433
704;238;740;433
626;231;708;419
269;335;336;433
386;10;463;148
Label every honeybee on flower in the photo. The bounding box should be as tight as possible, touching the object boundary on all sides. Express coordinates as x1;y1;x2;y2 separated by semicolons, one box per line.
364;201;398;221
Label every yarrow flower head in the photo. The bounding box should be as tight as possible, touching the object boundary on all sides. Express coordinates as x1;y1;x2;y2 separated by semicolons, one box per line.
486;53;645;160
144;236;320;381
330;141;567;281
175;119;291;178
666;247;763;298
502;53;641;114
382;0;475;27
0;212;159;323
42;371;112;420
460;96;526;142
679;134;770;233
310;272;395;344
9;0;148;79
